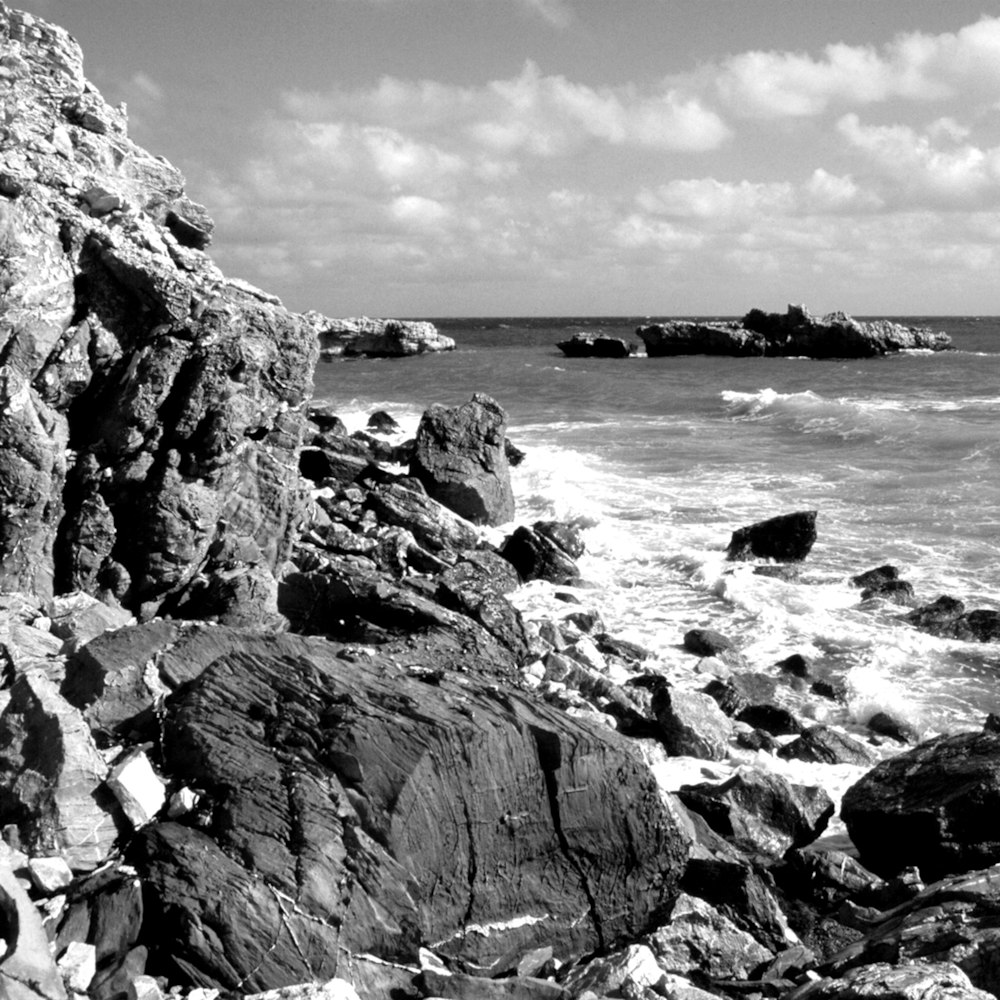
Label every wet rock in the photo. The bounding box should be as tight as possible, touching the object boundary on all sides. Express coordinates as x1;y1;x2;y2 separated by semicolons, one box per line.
652;683;734;761
867;712;918;744
841;731;1000;880
905;597;1000;643
778;726;880;767
777;654;812;678
502;524;581;586
366;410;400;435
684;628;737;658
131;634;687;990
726;511;818;563
678;768;834;857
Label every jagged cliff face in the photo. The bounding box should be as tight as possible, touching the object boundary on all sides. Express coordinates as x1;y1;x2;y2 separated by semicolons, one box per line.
0;4;317;619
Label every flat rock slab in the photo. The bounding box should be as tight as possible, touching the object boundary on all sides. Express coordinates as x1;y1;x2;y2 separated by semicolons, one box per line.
132;634;687;991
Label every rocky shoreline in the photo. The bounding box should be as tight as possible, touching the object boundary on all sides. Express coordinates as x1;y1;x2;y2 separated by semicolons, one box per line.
3;6;1000;1000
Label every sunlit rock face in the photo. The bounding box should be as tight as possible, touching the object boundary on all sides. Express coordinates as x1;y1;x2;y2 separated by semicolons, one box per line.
0;4;317;619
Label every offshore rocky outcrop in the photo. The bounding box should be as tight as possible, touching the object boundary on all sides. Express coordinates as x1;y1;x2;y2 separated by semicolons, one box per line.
0;3;316;622
638;304;952;359
304;312;456;357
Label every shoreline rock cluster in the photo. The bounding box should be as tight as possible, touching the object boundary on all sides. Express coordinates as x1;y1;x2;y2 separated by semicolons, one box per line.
3;7;1000;1000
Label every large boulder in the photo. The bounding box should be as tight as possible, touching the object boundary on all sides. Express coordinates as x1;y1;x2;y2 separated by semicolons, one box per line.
410;394;515;526
0;4;316;619
727;511;818;562
306;314;455;357
130;634;688;990
905;597;1000;643
795;962;993;1000
841;731;1000;881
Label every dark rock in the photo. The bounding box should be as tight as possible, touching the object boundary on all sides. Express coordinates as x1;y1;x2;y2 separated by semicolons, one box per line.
738;704;804;737
903;595;1000;642
501;525;580;586
505;438;526;467
704;673;780;718
678;768;834;857
684;628;736;657
778;726;880;767
557;333;635;358
796;961;992;1000
841;731;1000;880
777;653;812;678
534;520;586;559
727;511;818;563
651;683;734;760
307;403;348;436
638;321;766;358
740;304;952;357
595;633;653;665
737;728;781;753
851;565;899;590
410;394;515;526
681;857;797;953
130;635;688;989
784;847;883;909
862;579;916;605
366;410;400;435
867;711;918;744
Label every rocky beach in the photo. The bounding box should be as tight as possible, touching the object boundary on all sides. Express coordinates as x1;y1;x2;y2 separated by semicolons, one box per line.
3;6;1000;1000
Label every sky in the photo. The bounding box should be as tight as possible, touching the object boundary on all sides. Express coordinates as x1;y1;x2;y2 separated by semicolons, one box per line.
14;0;1000;317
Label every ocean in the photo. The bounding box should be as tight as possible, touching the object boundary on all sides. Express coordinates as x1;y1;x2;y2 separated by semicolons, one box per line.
312;317;1000;741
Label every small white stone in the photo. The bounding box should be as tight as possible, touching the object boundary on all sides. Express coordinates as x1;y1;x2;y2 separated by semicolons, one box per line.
128;974;164;1000
166;786;199;819
59;940;96;993
28;855;73;893
106;750;166;827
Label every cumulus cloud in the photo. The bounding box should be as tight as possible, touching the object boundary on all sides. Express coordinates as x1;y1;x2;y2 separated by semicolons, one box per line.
715;15;1000;118
838;113;1000;207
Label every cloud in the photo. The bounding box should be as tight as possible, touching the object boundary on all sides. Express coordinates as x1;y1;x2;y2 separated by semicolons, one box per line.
284;61;731;156
838;113;1000;207
635;170;879;225
516;0;572;28
715;16;1000;118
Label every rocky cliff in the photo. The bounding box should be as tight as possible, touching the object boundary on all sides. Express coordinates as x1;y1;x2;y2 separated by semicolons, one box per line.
0;3;317;622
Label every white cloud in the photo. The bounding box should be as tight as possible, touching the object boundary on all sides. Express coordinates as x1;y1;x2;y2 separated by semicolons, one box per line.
284;62;730;157
838;113;1000;207
715;16;1000;118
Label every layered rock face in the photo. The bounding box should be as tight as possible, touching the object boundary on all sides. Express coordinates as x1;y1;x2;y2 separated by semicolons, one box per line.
638;304;952;359
0;4;316;620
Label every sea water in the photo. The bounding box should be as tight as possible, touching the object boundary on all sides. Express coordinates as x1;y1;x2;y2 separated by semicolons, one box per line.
312;317;1000;739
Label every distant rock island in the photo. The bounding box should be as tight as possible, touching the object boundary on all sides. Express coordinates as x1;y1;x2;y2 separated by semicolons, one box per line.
304;312;456;357
637;304;953;358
